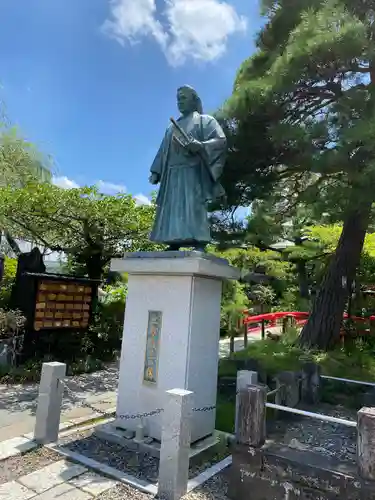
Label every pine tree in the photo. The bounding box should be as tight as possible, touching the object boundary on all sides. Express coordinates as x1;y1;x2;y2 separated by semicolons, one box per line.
223;0;375;349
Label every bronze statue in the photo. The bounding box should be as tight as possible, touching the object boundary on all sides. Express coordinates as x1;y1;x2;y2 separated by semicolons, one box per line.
149;85;227;251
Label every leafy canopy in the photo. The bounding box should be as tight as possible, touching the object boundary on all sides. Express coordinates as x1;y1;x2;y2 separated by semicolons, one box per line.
0;182;157;277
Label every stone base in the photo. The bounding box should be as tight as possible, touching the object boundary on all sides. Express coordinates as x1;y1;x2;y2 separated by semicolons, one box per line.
110;251;240;443
94;421;221;459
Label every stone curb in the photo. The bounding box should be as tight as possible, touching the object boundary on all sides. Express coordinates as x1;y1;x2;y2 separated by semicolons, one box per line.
47;442;232;497
0;409;232;497
46;444;158;496
0;407;116;462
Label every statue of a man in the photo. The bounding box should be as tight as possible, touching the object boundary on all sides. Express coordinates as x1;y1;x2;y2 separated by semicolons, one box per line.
149;85;227;252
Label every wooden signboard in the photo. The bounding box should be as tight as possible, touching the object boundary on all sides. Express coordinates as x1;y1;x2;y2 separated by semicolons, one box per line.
28;275;96;332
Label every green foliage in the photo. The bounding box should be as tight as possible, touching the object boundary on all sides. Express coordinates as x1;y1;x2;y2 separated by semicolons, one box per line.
251;284;276;305
88;282;127;360
232;335;375;385
273;286;310;311
0;308;26;339
0;256;17;309
0;183;157;279
216;394;235;433
102;282;127;304
221;0;375;348
0;124;52;187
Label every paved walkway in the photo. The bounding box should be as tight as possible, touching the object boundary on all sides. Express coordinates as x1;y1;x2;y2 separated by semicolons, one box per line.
0;364;119;442
0;332;268;442
0;457;119;499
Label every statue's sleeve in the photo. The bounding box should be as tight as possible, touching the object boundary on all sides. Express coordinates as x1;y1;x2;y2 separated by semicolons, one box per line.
200;116;227;181
150;142;164;176
150;127;171;176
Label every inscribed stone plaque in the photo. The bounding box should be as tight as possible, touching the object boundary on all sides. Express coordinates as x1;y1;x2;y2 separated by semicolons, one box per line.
143;311;162;384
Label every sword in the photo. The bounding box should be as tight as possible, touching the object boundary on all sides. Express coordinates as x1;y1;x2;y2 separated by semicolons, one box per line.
169;117;225;197
169;117;216;185
170;117;192;147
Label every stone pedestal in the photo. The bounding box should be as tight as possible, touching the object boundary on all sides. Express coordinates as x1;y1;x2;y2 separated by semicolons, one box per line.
111;251;240;443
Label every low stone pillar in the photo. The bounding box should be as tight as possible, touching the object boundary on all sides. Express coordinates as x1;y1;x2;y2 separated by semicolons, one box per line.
235;371;258;435
358;407;375;480
34;362;66;444
276;371;300;408
236;385;266;446
158;388;193;500
301;362;321;404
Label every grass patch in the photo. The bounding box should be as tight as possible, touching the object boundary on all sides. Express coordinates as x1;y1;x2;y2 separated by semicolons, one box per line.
216;394;235;434
215;334;375;431
231;332;375;382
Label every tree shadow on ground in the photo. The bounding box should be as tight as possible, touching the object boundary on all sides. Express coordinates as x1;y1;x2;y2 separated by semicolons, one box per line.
0;363;119;417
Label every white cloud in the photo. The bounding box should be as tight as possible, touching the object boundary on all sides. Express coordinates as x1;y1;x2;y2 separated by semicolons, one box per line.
52;177;150;204
102;0;167;48
97;180;127;194
52;176;79;189
134;193;152;205
103;0;247;66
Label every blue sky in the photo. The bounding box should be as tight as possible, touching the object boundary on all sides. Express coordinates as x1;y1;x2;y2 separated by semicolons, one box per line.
0;0;262;203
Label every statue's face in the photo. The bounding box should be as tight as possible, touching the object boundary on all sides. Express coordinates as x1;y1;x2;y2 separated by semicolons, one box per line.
177;88;195;115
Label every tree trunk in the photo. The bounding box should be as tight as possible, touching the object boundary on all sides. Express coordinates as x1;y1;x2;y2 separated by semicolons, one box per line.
84;253;104;281
296;260;309;299
4;231;21;256
299;204;371;350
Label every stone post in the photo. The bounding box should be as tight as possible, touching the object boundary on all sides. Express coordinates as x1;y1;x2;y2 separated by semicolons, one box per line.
236;385;266;447
230;385;266;500
158;388;193;500
276;371;300;408
301;362;321;404
358;407;375;480
34;362;66;444
235;371;258;435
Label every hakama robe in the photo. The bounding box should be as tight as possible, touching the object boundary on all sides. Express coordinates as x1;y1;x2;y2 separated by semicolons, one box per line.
149;111;227;246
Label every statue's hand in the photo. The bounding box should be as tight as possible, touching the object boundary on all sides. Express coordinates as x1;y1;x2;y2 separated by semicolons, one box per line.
185;139;204;154
149;173;160;185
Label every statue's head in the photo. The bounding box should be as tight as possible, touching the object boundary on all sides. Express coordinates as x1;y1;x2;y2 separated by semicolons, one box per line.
177;85;203;116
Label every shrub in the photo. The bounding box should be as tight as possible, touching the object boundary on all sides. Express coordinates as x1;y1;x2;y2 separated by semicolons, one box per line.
88;282;126;361
0;256;17;309
0;308;26;366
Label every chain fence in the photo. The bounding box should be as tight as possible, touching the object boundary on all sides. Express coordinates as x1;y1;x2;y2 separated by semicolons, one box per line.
59;379;216;425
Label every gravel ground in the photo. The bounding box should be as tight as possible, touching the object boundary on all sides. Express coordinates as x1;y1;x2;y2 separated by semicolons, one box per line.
185;473;229;500
59;429;230;484
267;403;357;464
96;471;229;500
96;483;152;500
0;447;61;484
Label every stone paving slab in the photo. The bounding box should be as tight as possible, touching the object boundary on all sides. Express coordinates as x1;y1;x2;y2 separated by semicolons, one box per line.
0;417;36;442
0;480;35;500
69;472;117;496
18;460;87;494
23;421;74;441
32;483;92;499
0;437;37;461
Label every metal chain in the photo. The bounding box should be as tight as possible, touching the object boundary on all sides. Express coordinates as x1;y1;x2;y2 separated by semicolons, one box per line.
60;379;215;420
117;408;164;420
193;405;216;412
60;379;116;418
